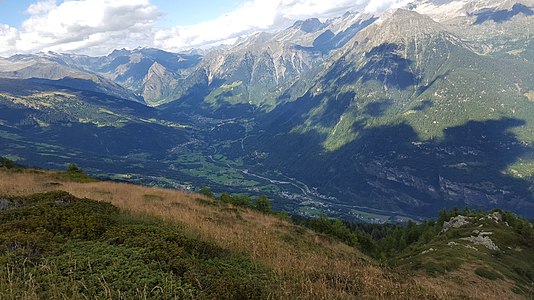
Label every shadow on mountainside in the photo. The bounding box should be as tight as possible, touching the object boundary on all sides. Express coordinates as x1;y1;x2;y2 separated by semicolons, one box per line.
473;3;534;25
312;92;355;127
0;118;191;183
246;98;534;218
323;43;421;90
363;100;394;117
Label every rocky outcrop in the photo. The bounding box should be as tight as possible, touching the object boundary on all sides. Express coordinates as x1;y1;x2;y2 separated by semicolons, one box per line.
442;215;470;232
488;211;503;223
461;231;500;251
448;241;479;251
421;248;436;254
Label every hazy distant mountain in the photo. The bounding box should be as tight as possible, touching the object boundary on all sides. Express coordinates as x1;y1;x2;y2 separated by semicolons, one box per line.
408;0;534;61
0;54;144;104
57;48;202;106
168;12;377;112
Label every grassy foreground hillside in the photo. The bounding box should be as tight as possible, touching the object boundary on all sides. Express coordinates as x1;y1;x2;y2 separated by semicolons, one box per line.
0;165;532;299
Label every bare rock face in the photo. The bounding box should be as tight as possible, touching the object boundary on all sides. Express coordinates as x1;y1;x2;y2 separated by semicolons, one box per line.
461;232;500;251
488;211;503;223
448;240;480;251
142;62;178;105
442;215;470;232
421;248;436;254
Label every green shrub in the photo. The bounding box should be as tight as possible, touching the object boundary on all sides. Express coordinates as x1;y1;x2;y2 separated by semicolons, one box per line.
0;191;119;240
304;217;358;247
198;186;215;198
276;211;291;221
220;193;252;208
59;163;97;183
0;157;22;169
67;163;82;174
0;191;275;299
255;195;272;213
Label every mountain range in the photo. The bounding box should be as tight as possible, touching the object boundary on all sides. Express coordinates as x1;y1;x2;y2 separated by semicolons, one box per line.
0;0;533;221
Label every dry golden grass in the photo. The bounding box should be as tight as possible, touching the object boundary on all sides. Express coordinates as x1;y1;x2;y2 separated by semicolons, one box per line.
0;169;513;299
413;264;525;300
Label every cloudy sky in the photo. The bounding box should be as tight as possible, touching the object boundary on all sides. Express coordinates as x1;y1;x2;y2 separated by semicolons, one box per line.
0;0;411;57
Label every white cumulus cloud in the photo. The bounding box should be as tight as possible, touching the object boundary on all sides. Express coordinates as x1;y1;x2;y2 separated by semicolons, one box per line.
364;0;412;14
154;0;283;51
0;24;19;57
3;0;161;56
154;0;413;52
0;0;413;56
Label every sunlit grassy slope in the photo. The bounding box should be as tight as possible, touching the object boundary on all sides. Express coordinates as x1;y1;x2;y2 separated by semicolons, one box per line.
0;167;531;299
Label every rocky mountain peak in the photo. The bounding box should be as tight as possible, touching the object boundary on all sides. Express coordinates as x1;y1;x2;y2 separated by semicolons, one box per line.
405;0;532;22
142;61;178;106
109;48;131;58
360;9;449;48
385;9;444;31
292;18;326;33
146;61;168;80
